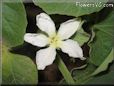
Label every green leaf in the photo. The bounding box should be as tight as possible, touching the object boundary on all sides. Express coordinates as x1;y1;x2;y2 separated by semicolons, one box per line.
33;0;108;17
56;54;75;84
0;1;2;84
86;62;114;85
86;71;114;85
69;61;114;85
91;49;114;76
86;61;114;85
2;1;38;84
72;64;96;84
2;45;38;85
72;28;90;46
59;64;96;84
2;1;27;47
89;9;114;66
0;43;1;85
0;1;2;36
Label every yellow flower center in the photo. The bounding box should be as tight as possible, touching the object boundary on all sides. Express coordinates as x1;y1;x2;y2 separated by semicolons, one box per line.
48;35;62;48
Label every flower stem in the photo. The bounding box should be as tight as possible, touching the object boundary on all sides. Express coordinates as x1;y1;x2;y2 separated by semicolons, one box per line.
55;54;75;84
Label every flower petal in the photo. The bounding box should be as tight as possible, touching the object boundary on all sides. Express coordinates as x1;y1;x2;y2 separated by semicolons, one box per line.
36;47;56;70
36;13;56;36
24;33;49;47
60;39;86;60
57;19;82;40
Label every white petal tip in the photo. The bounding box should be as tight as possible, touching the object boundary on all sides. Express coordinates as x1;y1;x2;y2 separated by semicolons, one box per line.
37;65;45;70
24;33;31;42
58;19;82;40
80;57;86;60
36;13;56;36
36;13;50;21
36;47;56;70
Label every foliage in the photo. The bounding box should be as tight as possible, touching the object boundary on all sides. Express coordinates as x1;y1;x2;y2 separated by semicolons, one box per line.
2;0;114;85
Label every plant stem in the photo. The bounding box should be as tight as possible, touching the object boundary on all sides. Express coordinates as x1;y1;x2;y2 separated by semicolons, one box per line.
55;54;75;84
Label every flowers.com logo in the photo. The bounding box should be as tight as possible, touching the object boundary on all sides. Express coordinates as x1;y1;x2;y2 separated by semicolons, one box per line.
76;2;113;7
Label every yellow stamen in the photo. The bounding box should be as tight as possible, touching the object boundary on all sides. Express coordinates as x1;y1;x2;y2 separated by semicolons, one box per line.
48;35;62;48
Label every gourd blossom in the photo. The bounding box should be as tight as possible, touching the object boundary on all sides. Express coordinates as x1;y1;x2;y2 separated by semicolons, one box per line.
24;13;86;70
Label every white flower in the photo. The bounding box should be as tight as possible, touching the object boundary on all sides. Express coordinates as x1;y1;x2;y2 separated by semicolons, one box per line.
24;13;86;70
